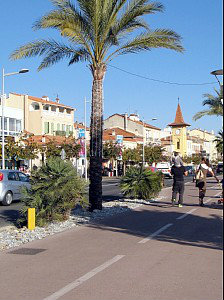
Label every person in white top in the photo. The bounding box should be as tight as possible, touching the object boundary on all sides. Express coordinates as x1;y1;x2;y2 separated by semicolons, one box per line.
195;157;219;206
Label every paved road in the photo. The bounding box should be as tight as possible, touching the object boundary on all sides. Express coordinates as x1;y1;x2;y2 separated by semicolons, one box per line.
0;176;194;229
0;179;222;300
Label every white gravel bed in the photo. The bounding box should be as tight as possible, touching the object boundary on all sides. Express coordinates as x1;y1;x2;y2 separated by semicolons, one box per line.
0;199;155;252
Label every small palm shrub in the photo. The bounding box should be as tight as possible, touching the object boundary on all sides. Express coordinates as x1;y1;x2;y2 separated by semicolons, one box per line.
18;157;87;227
120;167;163;200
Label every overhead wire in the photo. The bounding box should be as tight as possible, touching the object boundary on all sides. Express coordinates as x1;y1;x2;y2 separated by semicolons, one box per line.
107;64;218;86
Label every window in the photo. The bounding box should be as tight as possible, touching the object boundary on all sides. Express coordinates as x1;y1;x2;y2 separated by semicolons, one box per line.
62;124;65;131
66;125;69;135
57;123;60;131
4;117;7;132
66;109;71;114
177;141;180;150
59;107;64;113
8;172;19;181
16;120;21;132
51;123;54;134
9;118;16;131
18;172;29;182
51;106;56;112
43;105;50;111
44;122;50;134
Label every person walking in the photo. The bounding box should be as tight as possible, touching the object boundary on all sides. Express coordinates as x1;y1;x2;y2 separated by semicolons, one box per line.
171;161;188;207
172;151;184;167
195;157;219;206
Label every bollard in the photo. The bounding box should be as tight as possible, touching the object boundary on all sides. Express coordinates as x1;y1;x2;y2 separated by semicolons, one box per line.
28;208;35;230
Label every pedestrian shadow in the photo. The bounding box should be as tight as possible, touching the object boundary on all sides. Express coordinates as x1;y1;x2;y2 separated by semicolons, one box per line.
86;206;223;251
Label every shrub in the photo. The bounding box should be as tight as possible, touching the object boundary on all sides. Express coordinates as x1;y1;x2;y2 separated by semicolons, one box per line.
120;167;163;200
18;157;87;227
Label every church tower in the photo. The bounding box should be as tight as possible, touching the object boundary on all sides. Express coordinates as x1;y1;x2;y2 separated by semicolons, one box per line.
168;102;190;157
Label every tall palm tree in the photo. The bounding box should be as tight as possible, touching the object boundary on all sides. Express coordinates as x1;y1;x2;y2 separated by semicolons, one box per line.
11;0;184;211
214;130;223;155
193;88;223;121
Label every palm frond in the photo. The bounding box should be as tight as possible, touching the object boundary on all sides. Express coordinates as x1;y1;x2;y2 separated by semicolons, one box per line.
193;109;216;121
105;29;183;61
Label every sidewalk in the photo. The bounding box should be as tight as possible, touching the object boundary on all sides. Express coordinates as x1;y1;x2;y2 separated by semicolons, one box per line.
0;179;222;300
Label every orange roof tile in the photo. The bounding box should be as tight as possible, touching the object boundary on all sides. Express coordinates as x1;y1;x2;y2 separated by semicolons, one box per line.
10;92;75;110
74;122;90;130
168;103;190;127
104;128;137;138
26;135;74;146
104;114;161;131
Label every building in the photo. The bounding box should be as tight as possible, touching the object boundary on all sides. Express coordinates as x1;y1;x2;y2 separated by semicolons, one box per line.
104;113;161;146
161;103;219;161
103;128;143;149
168;103;190;157
188;129;218;161
0;96;23;139
4;93;76;137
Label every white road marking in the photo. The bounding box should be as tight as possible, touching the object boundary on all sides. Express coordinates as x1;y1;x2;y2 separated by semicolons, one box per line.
177;191;222;220
43;255;125;300
177;208;198;220
138;223;173;244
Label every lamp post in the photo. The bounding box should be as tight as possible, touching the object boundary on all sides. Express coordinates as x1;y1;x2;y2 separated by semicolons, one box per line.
1;68;29;169
211;69;223;104
142;118;157;167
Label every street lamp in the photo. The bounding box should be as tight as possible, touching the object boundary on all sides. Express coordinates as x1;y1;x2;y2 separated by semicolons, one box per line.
211;69;223;104
1;68;29;169
142;118;158;167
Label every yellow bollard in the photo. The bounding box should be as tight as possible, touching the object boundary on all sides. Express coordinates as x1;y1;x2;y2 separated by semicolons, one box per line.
28;208;35;230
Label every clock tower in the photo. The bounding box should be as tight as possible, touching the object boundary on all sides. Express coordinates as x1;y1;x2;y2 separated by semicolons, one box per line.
168;102;190;157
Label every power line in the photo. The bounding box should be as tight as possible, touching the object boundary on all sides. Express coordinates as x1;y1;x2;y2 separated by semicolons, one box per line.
107;64;218;86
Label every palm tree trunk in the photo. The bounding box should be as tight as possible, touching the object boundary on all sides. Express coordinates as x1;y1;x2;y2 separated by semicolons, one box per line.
89;64;106;211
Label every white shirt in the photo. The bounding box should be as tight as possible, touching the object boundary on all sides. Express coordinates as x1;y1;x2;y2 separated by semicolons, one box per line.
197;163;212;173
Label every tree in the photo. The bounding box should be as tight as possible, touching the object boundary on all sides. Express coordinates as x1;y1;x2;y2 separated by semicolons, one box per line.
120;166;162;200
144;144;164;165
214;130;223;155
193;88;223;121
18;157;86;227
103;141;121;161
11;0;183;211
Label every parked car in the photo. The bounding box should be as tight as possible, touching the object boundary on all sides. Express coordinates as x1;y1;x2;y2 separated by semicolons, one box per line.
156;162;172;178
185;165;195;175
216;162;223;174
0;170;30;206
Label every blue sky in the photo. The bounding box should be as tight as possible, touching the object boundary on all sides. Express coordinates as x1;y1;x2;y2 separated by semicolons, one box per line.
0;0;223;133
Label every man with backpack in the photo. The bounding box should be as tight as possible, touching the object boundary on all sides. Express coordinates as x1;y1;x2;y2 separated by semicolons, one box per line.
171;160;188;207
195;157;220;206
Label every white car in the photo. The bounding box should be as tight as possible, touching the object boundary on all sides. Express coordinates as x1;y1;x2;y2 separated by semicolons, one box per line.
156;162;172;178
0;170;30;206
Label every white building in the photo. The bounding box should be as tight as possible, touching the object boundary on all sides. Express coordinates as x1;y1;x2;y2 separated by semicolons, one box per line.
0;102;23;138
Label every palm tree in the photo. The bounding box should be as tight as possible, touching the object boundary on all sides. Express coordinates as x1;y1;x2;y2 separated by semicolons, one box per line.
193;88;223;121
10;0;184;211
214;130;223;155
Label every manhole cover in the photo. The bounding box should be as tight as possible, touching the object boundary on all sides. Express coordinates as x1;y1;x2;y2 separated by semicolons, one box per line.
9;248;47;255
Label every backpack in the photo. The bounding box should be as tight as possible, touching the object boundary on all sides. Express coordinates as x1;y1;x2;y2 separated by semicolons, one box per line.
195;165;205;187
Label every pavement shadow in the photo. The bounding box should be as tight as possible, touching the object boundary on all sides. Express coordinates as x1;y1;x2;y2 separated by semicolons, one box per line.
87;205;223;251
0;208;21;226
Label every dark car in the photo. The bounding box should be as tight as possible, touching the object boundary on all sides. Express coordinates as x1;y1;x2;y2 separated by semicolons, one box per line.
216;162;223;174
185;166;195;175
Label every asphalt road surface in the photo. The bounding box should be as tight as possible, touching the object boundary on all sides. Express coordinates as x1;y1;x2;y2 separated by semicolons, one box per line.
0;178;222;300
0;176;194;229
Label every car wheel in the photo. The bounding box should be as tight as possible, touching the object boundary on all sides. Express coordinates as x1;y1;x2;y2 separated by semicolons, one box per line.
2;192;13;206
